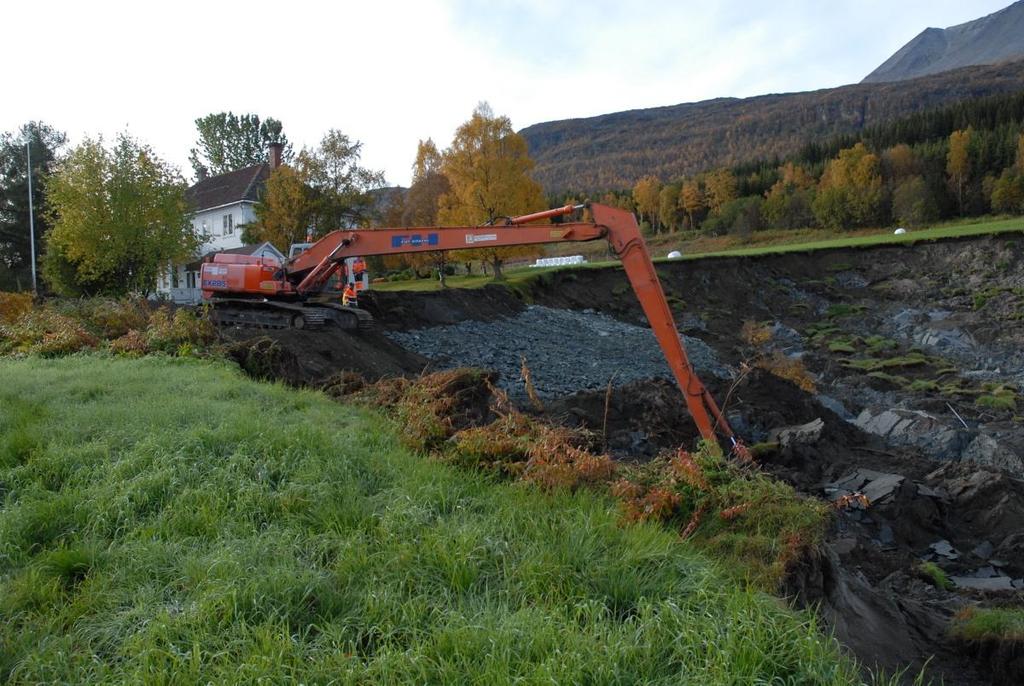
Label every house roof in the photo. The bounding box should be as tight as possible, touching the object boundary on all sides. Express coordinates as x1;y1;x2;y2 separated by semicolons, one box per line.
185;164;269;212
212;242;283;257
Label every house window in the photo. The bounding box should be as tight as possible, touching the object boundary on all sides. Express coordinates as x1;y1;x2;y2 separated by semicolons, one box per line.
223;214;233;235
201;220;208;236
171;268;179;289
187;271;196;289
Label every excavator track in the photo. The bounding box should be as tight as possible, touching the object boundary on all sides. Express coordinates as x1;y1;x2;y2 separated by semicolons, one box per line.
209;298;373;331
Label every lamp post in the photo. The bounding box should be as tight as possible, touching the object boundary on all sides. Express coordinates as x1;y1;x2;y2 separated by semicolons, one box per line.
26;141;38;294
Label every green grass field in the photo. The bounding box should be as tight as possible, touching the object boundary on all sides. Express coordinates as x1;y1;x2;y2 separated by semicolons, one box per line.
0;356;873;684
680;215;1024;259
374;215;1024;292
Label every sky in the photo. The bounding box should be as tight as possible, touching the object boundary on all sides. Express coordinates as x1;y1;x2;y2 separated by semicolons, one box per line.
3;0;1015;186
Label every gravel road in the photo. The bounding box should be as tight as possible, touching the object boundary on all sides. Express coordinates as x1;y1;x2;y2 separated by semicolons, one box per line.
386;305;731;399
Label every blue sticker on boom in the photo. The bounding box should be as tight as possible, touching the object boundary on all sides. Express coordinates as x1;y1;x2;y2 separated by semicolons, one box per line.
391;233;439;248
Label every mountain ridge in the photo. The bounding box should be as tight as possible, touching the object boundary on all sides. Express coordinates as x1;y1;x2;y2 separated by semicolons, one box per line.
863;1;1024;83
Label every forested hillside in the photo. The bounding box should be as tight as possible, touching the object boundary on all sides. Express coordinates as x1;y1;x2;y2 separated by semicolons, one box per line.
521;60;1024;192
564;89;1024;237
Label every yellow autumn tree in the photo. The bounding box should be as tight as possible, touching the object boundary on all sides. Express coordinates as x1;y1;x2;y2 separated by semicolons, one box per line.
658;183;681;232
883;144;918;182
437;103;546;280
396;139;453;284
947;128;972;216
678;180;705;230
763;162;816;229
632;175;662;232
704;169;737;215
247;165;313;251
813;142;883;229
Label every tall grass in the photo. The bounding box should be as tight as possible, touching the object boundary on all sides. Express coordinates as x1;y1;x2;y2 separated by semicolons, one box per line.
0;356;870;683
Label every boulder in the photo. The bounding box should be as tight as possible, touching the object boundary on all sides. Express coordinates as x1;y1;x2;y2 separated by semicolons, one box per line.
950;575;1015;591
769;418;825;448
854;408;969;460
824;468;905;505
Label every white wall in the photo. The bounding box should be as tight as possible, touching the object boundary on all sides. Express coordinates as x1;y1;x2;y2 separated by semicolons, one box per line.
193;201;258;253
153;200;259;302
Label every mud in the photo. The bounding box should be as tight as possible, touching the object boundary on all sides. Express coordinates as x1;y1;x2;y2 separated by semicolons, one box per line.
220;326;427;385
214;232;1024;685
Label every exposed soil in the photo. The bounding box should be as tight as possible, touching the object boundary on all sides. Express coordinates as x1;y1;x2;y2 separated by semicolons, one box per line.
214;232;1024;685
220;326;427;386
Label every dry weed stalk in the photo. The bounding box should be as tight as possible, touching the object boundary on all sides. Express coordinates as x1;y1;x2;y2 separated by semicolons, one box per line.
519;355;545;412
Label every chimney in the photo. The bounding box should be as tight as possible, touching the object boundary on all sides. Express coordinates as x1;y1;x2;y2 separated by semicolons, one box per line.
268;142;283;170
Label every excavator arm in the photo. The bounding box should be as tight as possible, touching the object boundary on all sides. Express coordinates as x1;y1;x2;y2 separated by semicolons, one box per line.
285;203;738;449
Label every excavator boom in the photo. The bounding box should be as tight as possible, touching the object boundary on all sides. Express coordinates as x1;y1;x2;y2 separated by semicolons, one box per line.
203;203;738;448
282;203;736;447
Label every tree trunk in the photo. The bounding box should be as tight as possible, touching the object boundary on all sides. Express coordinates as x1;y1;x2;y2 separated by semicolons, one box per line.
490;256;505;281
437;252;447;289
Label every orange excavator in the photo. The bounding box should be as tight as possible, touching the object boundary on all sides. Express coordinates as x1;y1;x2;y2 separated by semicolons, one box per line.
200;203;740;449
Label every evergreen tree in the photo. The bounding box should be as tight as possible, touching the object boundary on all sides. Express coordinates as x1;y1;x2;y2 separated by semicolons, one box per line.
0;122;66;291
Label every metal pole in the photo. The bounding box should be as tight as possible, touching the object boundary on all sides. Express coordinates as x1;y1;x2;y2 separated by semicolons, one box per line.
26;141;38;294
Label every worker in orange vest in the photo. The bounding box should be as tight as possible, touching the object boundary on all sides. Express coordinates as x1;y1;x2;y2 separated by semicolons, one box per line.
342;283;358;307
351;257;368;292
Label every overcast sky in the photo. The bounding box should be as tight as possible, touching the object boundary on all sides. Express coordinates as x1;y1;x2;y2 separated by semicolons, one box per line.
3;0;1014;186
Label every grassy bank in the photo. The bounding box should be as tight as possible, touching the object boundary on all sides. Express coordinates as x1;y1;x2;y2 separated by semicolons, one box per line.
677;215;1024;259
0;356;866;683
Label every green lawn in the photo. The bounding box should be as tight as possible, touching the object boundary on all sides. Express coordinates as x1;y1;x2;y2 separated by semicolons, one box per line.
680;215;1024;259
0;356;869;684
374;215;1024;292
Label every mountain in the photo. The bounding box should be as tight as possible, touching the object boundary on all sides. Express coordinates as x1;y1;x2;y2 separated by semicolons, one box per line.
863;1;1024;84
520;60;1024;192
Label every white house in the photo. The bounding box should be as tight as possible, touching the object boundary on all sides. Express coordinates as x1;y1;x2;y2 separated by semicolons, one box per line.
155;145;285;303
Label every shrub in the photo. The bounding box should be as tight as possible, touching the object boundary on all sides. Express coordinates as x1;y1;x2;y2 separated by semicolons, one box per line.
320;371;366;398
756;351;816;392
145;307;214;353
1;298;218;359
917;561;952;590
0;308;98;356
109;329;149;357
521;425;615;491
620;486;682;523
0;292;33;324
976;390;1017;412
740;320;772;347
951;607;1024;642
69;297;149;338
613;445;830;588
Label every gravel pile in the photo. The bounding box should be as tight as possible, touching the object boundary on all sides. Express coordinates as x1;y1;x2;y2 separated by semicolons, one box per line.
386;305;731;399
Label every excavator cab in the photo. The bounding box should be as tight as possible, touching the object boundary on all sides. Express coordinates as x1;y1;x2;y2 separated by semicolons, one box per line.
288;243;313;259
